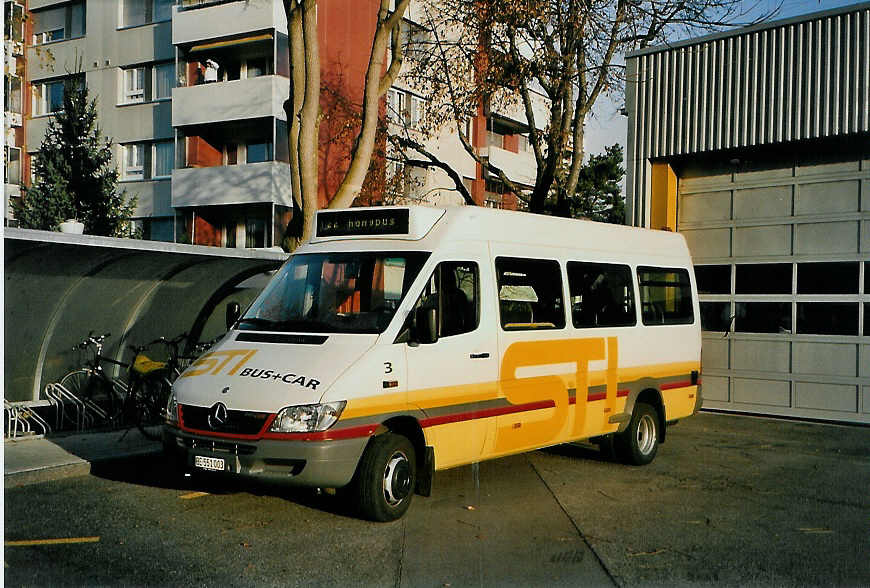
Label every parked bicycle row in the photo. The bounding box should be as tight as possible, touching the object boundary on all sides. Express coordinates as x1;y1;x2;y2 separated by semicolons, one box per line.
4;331;219;441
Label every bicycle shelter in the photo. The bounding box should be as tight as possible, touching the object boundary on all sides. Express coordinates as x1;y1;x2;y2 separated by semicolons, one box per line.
4;228;285;405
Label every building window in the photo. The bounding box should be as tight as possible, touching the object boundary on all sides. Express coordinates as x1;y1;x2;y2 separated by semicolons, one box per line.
122;67;145;103
387;88;425;128
517;134;530;152
121;62;174;104
152;142;173;178
700;301;731;332
122;143;145;180
735;263;791;294
488;130;505;149
496;257;565;330
5;74;22;114
31;1;85;45
4;146;21;185
734;302;791;334
121;0;172;28
796;303;858;336
245;57;272;78
245;218;266;248
409;95;424;127
153;62;174;99
246;141;273;164
387;88;404;124
694;264;730;294
796;262;859;295
5;1;24;44
33;79;66;115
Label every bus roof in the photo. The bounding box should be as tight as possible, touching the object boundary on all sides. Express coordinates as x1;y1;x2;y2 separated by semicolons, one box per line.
307;206;690;262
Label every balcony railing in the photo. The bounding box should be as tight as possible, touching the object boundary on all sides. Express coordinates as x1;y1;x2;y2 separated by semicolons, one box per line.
172;75;289;127
177;0;241;11
171;161;294;208
173;0;286;45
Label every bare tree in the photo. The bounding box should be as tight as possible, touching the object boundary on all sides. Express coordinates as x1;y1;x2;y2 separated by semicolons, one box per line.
282;0;410;247
404;0;757;215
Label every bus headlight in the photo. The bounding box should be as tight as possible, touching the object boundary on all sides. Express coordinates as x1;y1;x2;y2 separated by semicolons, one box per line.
165;391;179;425
269;401;346;433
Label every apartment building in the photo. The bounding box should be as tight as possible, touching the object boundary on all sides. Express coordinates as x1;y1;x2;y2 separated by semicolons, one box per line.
4;0;25;219
5;0;542;245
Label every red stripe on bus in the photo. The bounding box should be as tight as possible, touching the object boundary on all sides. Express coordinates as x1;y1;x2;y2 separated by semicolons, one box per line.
179;407;378;442
586;389;630;402
420;399;556;428
261;424;380;441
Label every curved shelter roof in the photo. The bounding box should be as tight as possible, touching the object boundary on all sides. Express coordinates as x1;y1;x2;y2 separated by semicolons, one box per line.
4;229;286;403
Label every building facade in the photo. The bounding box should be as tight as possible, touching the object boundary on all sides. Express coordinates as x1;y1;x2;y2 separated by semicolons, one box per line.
625;2;870;424
4;0;538;246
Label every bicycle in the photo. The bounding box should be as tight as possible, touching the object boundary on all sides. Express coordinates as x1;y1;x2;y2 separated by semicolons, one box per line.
125;333;192;440
59;332;130;428
59;331;219;440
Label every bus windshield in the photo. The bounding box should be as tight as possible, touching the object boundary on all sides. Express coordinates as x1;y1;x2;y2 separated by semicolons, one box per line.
239;252;430;334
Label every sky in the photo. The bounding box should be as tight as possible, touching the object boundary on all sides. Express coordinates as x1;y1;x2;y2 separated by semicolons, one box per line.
582;0;866;165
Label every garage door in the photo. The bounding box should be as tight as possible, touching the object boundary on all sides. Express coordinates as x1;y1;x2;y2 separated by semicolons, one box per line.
677;156;870;424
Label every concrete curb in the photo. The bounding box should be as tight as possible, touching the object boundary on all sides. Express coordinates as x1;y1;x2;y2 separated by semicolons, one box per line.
4;428;163;488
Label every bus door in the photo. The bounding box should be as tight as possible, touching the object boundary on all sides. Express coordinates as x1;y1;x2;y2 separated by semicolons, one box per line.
404;255;497;468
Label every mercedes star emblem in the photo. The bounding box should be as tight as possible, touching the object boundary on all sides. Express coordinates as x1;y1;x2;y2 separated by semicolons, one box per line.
207;402;228;430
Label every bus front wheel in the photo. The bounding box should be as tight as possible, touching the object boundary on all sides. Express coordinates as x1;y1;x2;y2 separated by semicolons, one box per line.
614;402;659;465
354;432;416;522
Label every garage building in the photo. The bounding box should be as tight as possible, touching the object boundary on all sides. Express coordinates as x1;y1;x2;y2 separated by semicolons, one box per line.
625;2;869;424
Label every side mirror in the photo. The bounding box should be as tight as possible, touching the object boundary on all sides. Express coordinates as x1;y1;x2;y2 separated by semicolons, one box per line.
226;301;241;330
414;306;438;344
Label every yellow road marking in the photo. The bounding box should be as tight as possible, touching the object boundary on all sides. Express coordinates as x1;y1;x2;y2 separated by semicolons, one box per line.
6;537;100;546
179;491;210;500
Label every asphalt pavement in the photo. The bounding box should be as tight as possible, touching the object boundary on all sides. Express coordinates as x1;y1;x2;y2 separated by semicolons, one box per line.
5;413;870;586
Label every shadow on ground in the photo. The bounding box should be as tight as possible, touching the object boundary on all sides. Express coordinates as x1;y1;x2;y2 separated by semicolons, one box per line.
89;452;363;519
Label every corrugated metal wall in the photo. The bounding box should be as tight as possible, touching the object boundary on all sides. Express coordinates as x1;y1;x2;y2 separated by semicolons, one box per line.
626;3;870;226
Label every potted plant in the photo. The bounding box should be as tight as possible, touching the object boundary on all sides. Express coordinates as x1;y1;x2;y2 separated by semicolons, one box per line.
59;202;84;234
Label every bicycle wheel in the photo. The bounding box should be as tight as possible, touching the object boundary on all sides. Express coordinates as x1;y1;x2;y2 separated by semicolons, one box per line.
131;376;171;441
60;369;120;425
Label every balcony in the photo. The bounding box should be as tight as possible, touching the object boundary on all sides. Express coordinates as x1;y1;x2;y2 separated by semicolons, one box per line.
172;75;290;127
489;145;537;188
171;161;293;208
173;0;286;46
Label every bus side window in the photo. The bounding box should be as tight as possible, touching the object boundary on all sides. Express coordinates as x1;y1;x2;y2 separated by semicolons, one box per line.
637;266;694;325
408;261;480;338
495;257;565;330
567;262;636;328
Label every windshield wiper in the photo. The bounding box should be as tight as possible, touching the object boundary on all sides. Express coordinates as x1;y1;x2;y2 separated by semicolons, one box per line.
237;317;282;327
237;317;335;332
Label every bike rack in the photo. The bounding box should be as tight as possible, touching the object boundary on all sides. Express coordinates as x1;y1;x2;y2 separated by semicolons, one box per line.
44;383;90;431
4;399;51;439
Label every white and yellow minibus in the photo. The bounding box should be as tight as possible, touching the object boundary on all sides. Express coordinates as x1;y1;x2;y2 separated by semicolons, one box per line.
164;206;702;521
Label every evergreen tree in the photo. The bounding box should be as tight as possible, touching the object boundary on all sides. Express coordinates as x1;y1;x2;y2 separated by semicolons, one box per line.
13;75;137;236
549;144;626;224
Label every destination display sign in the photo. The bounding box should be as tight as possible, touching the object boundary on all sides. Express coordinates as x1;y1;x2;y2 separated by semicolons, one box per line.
316;209;410;237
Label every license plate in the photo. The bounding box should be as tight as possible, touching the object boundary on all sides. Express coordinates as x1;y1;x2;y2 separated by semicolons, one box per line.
194;455;225;472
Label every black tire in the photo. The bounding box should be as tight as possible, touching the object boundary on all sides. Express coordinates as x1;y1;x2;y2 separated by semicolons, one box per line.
132;377;171;441
353;433;416;522
614;402;659;465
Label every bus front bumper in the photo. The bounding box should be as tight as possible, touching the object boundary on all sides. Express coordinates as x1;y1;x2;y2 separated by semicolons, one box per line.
162;426;368;488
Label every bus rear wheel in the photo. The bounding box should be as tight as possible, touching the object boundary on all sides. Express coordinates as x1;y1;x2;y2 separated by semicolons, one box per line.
614;402;659;465
354;433;416;522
